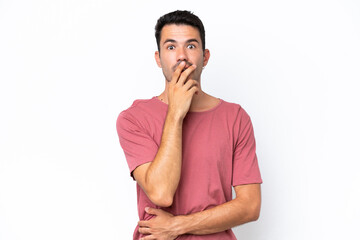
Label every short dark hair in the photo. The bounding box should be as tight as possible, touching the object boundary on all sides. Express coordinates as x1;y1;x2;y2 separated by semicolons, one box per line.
155;10;206;52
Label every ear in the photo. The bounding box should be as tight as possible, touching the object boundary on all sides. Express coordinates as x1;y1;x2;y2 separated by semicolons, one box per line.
203;49;210;67
155;51;162;68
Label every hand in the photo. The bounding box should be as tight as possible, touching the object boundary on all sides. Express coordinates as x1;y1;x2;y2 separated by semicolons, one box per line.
138;207;182;240
167;61;199;121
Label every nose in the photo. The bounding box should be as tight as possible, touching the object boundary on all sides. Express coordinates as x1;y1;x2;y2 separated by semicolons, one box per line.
176;47;188;62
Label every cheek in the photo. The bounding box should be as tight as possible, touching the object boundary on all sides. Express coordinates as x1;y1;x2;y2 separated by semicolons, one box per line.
196;67;203;76
195;55;204;66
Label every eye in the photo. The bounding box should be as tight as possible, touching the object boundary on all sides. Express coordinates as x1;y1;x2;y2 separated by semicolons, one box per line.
187;44;196;49
167;45;175;50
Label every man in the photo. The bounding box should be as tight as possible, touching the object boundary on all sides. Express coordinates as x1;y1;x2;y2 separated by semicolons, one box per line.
116;10;262;240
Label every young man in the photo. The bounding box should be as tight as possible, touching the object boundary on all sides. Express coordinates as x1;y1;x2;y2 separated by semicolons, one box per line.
116;10;262;240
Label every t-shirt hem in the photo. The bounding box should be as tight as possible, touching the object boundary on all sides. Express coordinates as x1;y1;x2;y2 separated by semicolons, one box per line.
232;179;263;186
129;159;154;181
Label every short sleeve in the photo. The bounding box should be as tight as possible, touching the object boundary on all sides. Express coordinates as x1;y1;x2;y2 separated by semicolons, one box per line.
116;111;159;180
232;107;263;186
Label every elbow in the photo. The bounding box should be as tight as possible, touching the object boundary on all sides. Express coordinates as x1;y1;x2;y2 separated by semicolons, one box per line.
143;177;175;207
153;196;173;208
249;202;261;222
250;210;260;221
143;173;175;207
148;191;174;207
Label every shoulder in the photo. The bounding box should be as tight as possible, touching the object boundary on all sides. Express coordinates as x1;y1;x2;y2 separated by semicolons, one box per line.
218;98;249;118
216;99;254;132
116;96;167;133
117;97;157;119
116;98;154;128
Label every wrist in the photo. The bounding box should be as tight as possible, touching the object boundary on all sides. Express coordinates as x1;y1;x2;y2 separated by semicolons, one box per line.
166;109;184;124
173;214;192;236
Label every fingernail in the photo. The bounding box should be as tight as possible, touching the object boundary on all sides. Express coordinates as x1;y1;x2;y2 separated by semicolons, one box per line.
145;207;149;212
193;65;197;68
180;61;185;65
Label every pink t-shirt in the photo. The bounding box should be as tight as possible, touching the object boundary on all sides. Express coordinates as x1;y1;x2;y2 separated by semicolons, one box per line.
116;96;262;239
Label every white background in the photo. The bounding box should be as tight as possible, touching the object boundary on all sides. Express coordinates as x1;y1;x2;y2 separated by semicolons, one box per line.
1;0;359;239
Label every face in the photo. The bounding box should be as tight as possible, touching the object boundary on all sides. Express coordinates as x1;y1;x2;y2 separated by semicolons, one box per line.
155;24;210;82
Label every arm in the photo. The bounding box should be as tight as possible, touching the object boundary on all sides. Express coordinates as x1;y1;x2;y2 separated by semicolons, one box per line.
179;183;261;235
133;62;199;207
133;113;183;207
138;183;261;238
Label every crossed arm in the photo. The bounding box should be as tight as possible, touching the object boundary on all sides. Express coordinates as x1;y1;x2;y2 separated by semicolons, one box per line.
138;183;261;239
132;110;261;239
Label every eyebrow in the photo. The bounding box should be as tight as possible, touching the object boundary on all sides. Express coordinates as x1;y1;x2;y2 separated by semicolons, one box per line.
163;38;199;45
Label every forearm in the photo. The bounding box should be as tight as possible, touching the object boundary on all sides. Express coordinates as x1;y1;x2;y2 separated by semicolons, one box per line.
177;197;260;235
145;111;183;205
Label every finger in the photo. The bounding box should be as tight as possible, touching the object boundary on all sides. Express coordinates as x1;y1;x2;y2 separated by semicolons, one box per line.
187;84;199;96
171;61;186;84
177;64;197;86
145;207;161;215
138;220;150;227
138;227;151;235
183;79;199;91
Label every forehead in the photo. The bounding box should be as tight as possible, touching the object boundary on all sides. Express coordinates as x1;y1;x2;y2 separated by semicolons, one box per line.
160;24;201;43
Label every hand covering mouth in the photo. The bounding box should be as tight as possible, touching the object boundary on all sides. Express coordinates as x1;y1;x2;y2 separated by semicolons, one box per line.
173;60;193;72
182;66;190;72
